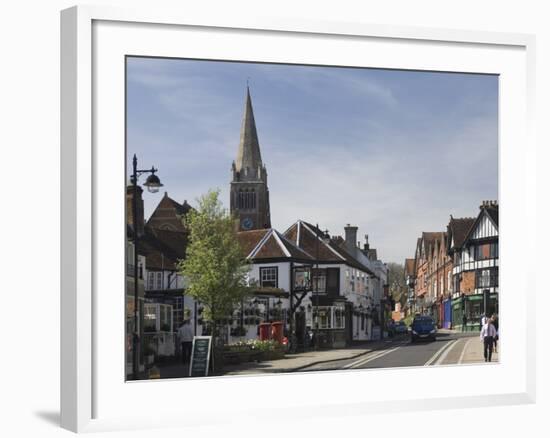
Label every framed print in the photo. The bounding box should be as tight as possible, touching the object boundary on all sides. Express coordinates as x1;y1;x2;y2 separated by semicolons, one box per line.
61;5;536;433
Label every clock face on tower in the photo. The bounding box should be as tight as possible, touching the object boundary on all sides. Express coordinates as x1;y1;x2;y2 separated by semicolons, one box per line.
241;217;253;230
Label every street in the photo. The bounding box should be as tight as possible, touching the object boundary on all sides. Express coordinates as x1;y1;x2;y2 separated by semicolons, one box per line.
153;330;498;379
299;331;497;372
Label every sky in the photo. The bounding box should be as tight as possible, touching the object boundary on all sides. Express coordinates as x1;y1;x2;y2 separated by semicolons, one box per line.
126;56;498;264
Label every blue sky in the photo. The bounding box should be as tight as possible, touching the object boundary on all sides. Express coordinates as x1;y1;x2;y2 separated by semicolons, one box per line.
126;56;498;264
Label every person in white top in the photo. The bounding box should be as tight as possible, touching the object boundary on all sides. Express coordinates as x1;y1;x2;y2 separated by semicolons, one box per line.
480;318;497;362
177;320;194;363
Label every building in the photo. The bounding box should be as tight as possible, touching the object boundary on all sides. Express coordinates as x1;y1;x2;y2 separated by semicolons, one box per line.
430;232;453;328
284;221;378;345
125;228;146;377
447;201;498;330
233;228;314;346
146;191;193;232
404;258;416;313
411;232;453;327
230;87;271;231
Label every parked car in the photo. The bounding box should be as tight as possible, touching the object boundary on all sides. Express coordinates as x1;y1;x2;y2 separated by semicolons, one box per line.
393;320;408;335
410;316;437;342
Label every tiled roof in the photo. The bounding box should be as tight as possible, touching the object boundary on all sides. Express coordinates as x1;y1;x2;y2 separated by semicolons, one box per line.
367;248;378;261
405;258;415;275
140;226;188;270
485;205;499;227
284;222;342;262
146;193;194;232
235;229;270;257
284;220;375;275
448;217;476;249
236;228;314;261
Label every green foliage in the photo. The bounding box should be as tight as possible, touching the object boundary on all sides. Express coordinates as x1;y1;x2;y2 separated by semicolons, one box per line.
178;190;250;328
225;339;280;353
387;262;407;306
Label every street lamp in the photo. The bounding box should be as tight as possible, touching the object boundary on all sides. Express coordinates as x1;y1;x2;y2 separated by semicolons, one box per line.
131;154;163;380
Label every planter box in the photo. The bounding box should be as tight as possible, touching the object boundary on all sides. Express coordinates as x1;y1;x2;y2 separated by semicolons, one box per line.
260;349;285;361
223;350;263;364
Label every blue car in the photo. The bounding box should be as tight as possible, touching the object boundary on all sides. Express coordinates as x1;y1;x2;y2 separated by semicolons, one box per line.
410;316;437;342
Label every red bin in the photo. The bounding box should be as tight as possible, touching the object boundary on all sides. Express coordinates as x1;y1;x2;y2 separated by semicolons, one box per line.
271;321;284;344
259;323;271;341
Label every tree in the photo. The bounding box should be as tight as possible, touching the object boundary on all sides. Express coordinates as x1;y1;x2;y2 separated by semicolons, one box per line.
387;262;407;309
178;189;250;337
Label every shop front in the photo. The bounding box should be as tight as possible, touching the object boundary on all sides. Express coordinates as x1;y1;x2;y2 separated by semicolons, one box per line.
310;302;347;349
452;293;498;331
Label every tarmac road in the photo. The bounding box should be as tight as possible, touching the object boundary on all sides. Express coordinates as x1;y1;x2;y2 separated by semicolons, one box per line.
299;331;489;372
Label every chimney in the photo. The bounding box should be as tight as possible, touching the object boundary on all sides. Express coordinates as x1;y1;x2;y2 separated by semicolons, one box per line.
344;224;358;253
126;184;145;236
363;234;370;251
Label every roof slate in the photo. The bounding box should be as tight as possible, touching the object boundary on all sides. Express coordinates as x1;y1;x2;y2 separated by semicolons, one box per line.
448;217;476;249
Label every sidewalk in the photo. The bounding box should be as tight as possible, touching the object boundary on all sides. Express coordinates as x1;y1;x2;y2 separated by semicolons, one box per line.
222;339;398;375
439;334;499;365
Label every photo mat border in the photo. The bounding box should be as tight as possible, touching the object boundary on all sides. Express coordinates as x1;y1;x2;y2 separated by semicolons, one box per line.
61;5;536;433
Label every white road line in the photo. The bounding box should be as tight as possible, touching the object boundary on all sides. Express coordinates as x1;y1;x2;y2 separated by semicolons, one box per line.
435;339;459;365
424;340;454;366
458;338;473;364
344;342;405;369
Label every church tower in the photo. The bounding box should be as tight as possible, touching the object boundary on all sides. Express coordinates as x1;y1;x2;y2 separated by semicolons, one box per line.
230;86;271;231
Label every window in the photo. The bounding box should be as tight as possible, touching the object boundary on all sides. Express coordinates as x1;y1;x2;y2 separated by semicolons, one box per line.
454;275;460;293
313;306;345;329
334;306;345;329
476;268;498;288
237;189;257;210
490;242;498;258
147;272;155;290
260;267;278;288
312;269;326;293
156;272;163;290
475;242;498;260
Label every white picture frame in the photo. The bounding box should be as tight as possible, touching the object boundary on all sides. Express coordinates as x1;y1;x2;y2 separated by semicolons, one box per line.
60;5;536;433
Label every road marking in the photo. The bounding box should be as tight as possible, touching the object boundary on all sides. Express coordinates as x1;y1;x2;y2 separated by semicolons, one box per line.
344;342;406;369
434;339;459;365
424;340;454;366
458;338;473;364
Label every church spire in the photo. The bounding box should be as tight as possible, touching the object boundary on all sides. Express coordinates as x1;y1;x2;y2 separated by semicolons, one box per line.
235;86;262;175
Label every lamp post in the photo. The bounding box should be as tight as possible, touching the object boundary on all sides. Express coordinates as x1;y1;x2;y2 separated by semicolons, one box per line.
314;224;329;350
131;154;163;380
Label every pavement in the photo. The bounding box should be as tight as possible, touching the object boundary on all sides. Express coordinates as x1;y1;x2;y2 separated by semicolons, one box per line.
222;339;396;375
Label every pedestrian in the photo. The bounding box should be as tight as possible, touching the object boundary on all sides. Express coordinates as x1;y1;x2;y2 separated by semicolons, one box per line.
177;320;194;363
462;313;468;332
491;314;499;353
480;316;497;362
479;313;487;331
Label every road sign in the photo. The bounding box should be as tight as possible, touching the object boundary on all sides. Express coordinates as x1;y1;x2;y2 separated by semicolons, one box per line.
189;336;212;377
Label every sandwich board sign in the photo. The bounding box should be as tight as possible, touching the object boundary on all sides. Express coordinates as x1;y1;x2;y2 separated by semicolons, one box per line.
189;336;212;377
